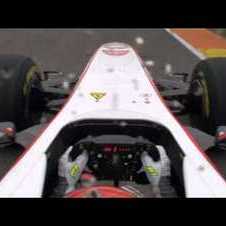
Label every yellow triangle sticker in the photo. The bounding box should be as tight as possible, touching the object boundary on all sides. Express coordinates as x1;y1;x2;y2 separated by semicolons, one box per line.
90;92;106;102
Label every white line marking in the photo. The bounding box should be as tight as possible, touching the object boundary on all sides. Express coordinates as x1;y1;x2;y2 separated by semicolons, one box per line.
165;29;206;60
135;37;144;45
145;60;155;67
164;63;173;75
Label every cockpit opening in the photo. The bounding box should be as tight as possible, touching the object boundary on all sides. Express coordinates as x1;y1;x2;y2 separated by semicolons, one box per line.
42;119;186;198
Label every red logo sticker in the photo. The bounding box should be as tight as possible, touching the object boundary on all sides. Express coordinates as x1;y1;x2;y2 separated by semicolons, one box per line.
102;49;129;56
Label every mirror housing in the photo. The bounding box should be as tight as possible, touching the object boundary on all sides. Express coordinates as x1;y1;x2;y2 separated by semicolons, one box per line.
0;122;16;148
215;126;226;151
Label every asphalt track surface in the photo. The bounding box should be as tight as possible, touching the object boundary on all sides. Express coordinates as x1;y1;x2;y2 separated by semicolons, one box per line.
0;29;201;180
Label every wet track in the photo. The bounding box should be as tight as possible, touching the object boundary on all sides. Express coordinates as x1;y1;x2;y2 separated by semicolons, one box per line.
0;29;201;180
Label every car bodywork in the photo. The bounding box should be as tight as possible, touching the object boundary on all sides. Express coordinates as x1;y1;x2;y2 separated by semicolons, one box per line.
0;42;225;197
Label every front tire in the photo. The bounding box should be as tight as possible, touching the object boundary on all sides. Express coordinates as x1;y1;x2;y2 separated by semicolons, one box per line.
189;58;226;135
0;55;43;130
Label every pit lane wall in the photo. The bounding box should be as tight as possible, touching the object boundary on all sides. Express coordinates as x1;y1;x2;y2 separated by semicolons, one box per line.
169;29;226;58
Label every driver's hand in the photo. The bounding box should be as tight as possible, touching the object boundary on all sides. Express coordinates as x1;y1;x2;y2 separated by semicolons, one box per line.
58;146;89;193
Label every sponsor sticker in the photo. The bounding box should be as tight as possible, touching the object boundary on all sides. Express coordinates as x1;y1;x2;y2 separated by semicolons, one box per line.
200;78;210;118
102;43;130;56
144;166;159;176
102;49;129;56
70;164;80;177
23;66;38;96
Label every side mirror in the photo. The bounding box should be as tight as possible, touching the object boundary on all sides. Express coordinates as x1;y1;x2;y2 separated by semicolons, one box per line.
0;122;16;148
215;126;226;151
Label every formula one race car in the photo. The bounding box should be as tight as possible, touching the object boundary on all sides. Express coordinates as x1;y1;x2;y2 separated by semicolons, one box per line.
0;43;226;198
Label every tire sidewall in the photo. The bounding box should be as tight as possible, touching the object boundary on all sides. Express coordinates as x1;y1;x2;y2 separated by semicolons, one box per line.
14;60;40;130
189;58;226;134
0;55;41;130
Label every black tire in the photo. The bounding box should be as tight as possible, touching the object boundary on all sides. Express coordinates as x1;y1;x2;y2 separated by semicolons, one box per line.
0;55;42;131
189;58;226;135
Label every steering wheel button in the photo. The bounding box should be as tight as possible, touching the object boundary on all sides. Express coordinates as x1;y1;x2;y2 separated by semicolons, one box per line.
93;164;98;169
97;153;103;158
